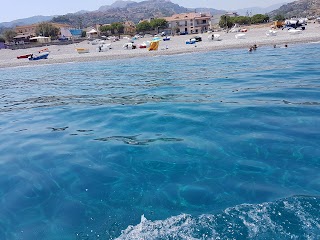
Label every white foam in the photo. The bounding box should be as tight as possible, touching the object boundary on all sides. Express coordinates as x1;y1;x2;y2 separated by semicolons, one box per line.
116;196;320;239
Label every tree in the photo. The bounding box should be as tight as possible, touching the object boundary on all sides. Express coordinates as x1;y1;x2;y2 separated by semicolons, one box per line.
35;22;60;38
136;21;152;33
52;15;71;24
150;18;168;33
111;22;124;37
219;15;233;28
0;36;5;43
251;14;269;24
3;29;17;42
233;16;251;25
273;14;285;21
100;25;112;35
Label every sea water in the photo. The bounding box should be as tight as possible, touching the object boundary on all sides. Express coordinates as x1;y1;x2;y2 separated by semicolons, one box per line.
0;43;319;240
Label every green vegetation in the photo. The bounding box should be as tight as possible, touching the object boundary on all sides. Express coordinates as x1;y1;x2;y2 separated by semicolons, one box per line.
52;15;72;24
0;36;5;43
3;29;17;42
251;14;270;24
99;22;125;36
219;16;233;29
150;18;168;33
35;22;60;38
135;18;167;34
273;14;285;21
111;22;124;37
136;21;152;33
99;25;112;35
219;14;270;28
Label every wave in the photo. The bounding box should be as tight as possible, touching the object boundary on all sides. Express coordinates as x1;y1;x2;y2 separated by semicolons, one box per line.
116;195;320;240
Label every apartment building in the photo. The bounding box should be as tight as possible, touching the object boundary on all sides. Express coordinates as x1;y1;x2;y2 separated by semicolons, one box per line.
164;13;211;34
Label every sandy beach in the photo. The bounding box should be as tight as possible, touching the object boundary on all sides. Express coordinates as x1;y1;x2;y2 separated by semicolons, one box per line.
0;23;319;69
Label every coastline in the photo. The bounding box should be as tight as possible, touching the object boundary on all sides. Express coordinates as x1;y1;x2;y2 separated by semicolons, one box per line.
0;23;319;69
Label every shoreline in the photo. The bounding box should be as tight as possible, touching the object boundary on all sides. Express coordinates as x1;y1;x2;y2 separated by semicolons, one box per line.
0;24;319;69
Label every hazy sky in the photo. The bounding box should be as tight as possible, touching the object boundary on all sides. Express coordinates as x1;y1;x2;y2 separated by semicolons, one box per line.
1;0;293;23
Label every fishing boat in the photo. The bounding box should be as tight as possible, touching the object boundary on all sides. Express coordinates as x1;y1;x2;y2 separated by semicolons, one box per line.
97;43;112;52
139;41;151;49
38;48;49;53
76;48;90;54
266;30;277;36
208;34;221;41
186;38;196;44
288;29;302;35
28;52;49;61
235;33;246;39
17;54;33;59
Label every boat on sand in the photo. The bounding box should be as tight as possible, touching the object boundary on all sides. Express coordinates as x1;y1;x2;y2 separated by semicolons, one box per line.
235;33;246;39
17;54;33;59
28;52;49;61
76;48;90;54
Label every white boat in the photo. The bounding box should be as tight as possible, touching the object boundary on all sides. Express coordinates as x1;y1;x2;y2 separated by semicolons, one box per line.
91;39;105;45
235;33;246;39
208;34;221;41
123;43;136;49
97;43;112;52
139;41;151;49
76;48;90;54
266;30;277;36
288;29;302;35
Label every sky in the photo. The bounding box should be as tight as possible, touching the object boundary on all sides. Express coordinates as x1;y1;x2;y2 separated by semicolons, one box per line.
1;0;293;23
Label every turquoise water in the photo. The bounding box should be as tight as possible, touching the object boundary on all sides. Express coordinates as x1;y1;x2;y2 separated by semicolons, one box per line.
0;43;319;239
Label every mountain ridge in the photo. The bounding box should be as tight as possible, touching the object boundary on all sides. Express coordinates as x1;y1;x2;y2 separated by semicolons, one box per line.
268;0;320;17
2;0;316;29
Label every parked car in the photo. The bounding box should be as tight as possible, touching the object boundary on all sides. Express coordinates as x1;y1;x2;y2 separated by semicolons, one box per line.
179;31;189;35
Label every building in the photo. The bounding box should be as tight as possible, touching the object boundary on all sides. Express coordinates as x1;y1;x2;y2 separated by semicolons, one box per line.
164;13;211;35
85;27;98;38
210;14;226;30
123;21;136;36
225;12;239;17
15;23;72;37
29;36;51;43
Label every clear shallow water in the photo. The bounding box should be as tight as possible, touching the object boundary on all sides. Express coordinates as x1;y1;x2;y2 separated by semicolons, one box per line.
0;43;319;239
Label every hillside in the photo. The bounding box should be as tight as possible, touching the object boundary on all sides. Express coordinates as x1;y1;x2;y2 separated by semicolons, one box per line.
0;0;225;29
189;8;225;16
234;2;287;16
52;0;191;27
98;0;136;11
0;15;54;28
269;0;320;18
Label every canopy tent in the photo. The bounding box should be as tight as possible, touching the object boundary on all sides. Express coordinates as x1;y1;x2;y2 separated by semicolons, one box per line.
86;28;98;38
88;29;98;34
